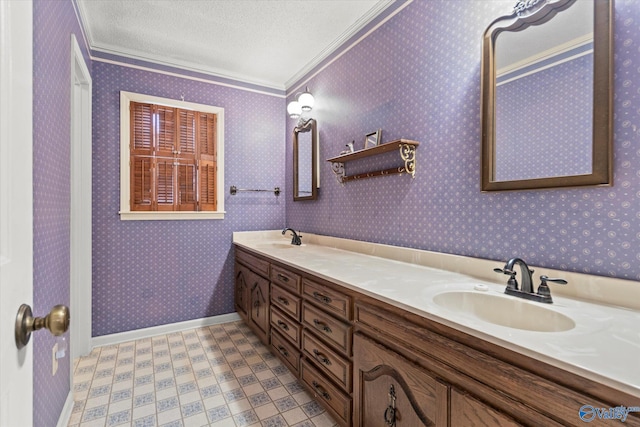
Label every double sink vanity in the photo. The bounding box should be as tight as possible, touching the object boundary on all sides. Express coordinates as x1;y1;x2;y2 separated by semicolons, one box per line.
236;0;626;424
233;230;640;426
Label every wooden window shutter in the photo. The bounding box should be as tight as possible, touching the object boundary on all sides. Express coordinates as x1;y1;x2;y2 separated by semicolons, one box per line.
155;158;175;211
130;156;153;211
179;109;197;158
130;102;153;154
155;105;177;156
198;113;217;160
198;160;216;211
197;112;217;211
177;160;197;211
129;100;218;214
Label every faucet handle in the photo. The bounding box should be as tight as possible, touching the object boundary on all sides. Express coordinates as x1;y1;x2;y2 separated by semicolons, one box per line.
539;275;567;286
536;275;567;301
493;268;518;290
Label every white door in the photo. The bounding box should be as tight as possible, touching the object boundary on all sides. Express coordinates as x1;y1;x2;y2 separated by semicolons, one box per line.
70;34;93;362
0;1;34;425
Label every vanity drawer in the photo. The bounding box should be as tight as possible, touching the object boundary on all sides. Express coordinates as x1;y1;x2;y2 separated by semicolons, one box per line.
236;249;270;278
271;330;300;376
271;265;301;293
302;302;352;355
303;278;352;320
301;359;351;427
271;284;301;320
302;329;352;391
271;306;301;347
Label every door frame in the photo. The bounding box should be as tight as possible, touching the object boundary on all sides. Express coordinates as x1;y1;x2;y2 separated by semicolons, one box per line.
70;34;92;363
0;0;34;425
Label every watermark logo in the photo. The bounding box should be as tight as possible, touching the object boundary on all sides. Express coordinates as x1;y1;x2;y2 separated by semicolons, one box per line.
579;405;640;423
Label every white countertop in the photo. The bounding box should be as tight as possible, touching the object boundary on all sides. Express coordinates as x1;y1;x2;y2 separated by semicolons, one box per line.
233;230;640;398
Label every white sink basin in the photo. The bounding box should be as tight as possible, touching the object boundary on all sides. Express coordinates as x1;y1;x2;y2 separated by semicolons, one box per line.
433;291;575;332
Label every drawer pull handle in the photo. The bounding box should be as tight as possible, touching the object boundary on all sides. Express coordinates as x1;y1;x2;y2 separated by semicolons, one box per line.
277;273;289;282
313;319;332;334
277;345;289;358
313;349;331;366
384;384;397;427
277;320;290;331
276;296;290;306
312;291;332;305
312;380;331;401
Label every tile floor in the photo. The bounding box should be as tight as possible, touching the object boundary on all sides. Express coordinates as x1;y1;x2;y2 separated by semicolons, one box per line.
69;321;338;427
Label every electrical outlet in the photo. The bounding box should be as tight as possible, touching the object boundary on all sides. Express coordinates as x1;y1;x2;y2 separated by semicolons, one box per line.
52;343;58;376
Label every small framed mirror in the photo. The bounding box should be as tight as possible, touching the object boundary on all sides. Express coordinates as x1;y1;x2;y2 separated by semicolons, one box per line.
293;118;319;201
481;0;613;191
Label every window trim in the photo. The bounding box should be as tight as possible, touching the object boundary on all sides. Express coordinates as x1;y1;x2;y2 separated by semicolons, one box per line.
119;91;225;220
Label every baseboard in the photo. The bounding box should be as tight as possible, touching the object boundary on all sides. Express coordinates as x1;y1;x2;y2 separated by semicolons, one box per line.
91;312;242;348
56;391;74;427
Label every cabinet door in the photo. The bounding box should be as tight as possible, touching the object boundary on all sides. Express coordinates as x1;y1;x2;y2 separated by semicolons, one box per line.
353;333;448;427
249;271;270;345
234;262;249;321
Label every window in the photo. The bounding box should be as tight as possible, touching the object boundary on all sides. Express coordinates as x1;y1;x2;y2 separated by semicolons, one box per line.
120;92;225;220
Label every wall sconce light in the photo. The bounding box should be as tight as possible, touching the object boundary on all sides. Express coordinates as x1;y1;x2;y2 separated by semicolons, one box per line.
287;86;314;119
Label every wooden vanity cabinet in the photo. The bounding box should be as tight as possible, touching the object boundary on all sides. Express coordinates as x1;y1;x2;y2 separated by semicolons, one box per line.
271;328;300;376
354;299;640;427
353;332;448;426
271;264;301;294
450;388;523;427
302;359;353;425
271;284;301;320
235;249;271;345
271;306;301;347
270;281;302;377
234;262;249;321
234;246;640;427
247;271;270;345
300;277;354;427
354;328;522;427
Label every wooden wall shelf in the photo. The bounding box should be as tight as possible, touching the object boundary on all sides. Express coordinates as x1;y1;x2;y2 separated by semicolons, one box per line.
326;139;419;184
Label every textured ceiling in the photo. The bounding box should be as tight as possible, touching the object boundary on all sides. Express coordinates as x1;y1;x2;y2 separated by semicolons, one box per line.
77;0;393;90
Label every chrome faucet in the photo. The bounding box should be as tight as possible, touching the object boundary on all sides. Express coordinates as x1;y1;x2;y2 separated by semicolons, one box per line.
282;228;302;245
494;257;567;303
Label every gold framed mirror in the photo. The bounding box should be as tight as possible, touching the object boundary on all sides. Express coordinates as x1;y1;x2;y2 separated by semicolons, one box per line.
481;0;613;191
293;118;318;201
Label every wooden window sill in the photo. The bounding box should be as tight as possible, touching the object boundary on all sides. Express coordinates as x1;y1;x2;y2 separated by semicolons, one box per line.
119;211;225;221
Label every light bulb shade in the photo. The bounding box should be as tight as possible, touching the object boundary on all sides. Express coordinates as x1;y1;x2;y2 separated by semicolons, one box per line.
298;91;314;111
287;101;302;118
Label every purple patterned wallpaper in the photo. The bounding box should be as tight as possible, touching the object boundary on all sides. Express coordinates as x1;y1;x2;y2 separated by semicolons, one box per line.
33;0;90;425
91;63;285;337
27;0;640;424
496;54;593;181
286;0;640;282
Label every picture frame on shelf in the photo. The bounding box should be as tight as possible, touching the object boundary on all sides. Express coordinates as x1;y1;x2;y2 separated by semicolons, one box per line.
347;141;355;152
365;129;381;149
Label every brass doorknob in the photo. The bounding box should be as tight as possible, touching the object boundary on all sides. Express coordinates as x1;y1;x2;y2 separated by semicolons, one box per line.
15;304;70;349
